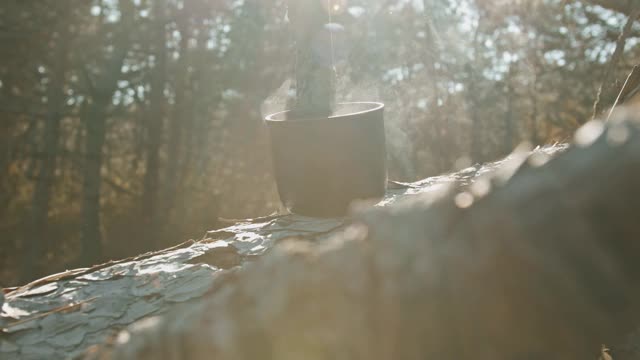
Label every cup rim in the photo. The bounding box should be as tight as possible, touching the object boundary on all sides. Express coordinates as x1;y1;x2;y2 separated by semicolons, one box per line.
265;102;384;123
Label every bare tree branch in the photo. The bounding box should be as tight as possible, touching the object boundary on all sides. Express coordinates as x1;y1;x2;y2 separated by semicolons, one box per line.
591;6;640;120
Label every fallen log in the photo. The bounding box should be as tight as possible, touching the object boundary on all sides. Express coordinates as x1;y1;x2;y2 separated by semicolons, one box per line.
83;106;640;360
1;149;507;359
3;106;640;360
0;215;345;359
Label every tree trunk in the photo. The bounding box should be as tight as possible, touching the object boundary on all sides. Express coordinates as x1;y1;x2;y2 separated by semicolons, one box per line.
422;0;448;171
80;95;109;265
467;64;482;162
141;0;167;249
23;23;69;281
162;4;191;230
503;65;515;154
80;0;134;266
468;18;483;163
178;25;210;184
529;72;541;145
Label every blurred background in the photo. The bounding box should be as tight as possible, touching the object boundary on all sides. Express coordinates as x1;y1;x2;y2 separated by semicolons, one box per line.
0;0;637;285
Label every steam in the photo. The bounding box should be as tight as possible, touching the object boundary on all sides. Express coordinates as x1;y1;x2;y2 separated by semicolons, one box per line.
261;69;417;180
261;79;294;118
261;1;421;180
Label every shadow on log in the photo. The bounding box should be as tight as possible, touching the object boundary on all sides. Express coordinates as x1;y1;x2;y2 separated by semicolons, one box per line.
79;105;640;360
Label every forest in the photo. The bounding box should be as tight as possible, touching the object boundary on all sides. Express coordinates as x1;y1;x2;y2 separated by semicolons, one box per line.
0;0;638;286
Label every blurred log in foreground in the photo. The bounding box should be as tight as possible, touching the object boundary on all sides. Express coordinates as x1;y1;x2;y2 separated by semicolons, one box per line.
86;104;640;360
